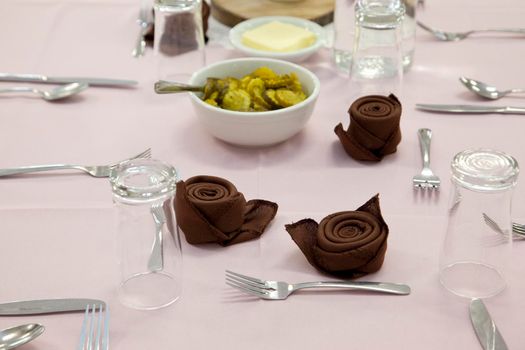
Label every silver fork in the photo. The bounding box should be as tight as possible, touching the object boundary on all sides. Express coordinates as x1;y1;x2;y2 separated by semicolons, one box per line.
417;21;525;41
482;213;525;239
413;128;440;190
77;304;109;350
148;203;166;272
132;1;153;58
225;270;411;300
0;148;151;178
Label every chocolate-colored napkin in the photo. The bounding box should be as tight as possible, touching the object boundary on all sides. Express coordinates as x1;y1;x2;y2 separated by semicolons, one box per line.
335;94;402;162
144;1;210;46
175;175;278;246
285;194;388;278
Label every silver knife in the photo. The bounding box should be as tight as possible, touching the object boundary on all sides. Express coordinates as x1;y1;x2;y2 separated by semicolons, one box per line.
0;298;104;315
469;298;508;350
416;103;525;115
0;73;137;87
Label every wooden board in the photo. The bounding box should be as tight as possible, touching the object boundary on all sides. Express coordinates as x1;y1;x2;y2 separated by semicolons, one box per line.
211;0;334;27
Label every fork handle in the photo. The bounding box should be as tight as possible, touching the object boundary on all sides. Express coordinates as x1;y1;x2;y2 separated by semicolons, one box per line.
417;128;432;169
475;28;525;35
292;281;411;295
0;164;82;176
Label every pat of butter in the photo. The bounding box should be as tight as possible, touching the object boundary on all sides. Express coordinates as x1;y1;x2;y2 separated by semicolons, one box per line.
241;21;316;52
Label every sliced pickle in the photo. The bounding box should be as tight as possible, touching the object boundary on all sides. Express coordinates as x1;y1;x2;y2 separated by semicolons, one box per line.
200;67;307;112
275;89;305;107
222;89;251;111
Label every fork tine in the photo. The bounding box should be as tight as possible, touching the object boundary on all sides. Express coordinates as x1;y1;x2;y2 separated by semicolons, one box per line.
225;270;265;285
225;275;265;290
77;306;90;350
116;148;152;166
101;305;110;350
94;304;103;350
77;303;109;350
512;223;525;233
132;148;152;160
226;281;268;298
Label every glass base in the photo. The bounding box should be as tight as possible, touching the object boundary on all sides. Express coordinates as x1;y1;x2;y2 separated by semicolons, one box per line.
439;261;506;299
119;271;181;310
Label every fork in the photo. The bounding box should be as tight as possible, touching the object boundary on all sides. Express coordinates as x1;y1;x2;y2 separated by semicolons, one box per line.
132;1;153;58
417;21;525;41
413;128;440;190
77;304;109;350
225;270;411;300
148;203;166;272
0;148;151;178
482;213;525;239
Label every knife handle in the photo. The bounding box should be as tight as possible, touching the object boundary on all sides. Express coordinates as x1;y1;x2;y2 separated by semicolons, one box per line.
0;73;47;83
504;107;525;114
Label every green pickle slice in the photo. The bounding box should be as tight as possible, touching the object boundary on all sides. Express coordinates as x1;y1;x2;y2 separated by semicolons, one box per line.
200;67;307;112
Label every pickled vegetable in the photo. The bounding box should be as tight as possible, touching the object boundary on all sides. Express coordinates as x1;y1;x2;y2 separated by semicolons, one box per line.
201;67;307;112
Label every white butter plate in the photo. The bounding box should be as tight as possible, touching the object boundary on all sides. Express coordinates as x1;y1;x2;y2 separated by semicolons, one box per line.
229;16;326;63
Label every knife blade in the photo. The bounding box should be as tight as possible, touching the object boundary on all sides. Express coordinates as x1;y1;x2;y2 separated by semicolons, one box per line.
416;104;525;115
0;298;104;315
469;298;508;350
0;73;137;87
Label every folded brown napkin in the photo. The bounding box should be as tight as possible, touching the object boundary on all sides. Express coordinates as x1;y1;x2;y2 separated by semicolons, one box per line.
335;94;402;162
174;175;278;246
285;194;388;277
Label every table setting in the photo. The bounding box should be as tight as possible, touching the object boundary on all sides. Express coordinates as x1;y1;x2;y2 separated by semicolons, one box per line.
1;0;525;349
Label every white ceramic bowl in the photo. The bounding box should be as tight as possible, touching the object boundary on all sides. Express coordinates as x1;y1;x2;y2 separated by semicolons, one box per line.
229;16;326;63
188;57;320;147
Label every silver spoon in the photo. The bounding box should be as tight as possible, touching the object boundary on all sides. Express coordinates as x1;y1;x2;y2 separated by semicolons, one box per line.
417;21;525;41
0;82;88;101
459;77;525;100
0;324;45;350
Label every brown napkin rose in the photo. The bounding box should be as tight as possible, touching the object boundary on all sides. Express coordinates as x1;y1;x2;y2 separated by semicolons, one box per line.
285;194;388;277
335;94;402;161
175;175;278;246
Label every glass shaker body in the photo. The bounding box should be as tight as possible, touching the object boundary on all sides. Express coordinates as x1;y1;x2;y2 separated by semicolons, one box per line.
332;0;356;74
110;158;182;310
350;0;405;96
439;149;519;299
153;0;205;82
401;0;417;69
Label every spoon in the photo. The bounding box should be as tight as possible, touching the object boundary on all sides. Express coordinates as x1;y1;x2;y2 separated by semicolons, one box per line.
459;77;525;100
154;80;204;94
0;82;88;101
0;324;45;350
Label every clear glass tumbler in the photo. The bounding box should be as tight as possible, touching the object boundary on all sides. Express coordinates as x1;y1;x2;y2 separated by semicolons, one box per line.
350;0;405;95
439;149;519;299
153;0;205;82
110;158;182;310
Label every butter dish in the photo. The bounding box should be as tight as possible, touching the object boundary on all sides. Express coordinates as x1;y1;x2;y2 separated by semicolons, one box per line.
229;16;326;63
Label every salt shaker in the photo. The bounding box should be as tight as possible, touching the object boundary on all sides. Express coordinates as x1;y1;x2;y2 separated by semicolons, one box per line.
110;158;183;310
153;0;205;82
350;0;405;95
332;0;356;74
439;149;519;299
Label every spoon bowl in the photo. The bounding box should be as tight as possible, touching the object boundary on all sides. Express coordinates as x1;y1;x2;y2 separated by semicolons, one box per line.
0;82;88;101
460;77;525;100
0;324;45;350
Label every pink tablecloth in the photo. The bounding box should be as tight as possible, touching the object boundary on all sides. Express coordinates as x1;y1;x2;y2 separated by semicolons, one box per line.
0;0;524;349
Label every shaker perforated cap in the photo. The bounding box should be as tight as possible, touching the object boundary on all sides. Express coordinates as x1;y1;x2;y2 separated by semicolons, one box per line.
451;149;519;192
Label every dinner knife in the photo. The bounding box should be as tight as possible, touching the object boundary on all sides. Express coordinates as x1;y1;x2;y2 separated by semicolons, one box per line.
0;298;104;315
0;73;137;87
469;298;508;350
416;104;525;115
